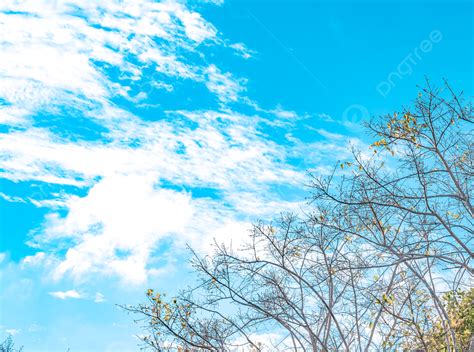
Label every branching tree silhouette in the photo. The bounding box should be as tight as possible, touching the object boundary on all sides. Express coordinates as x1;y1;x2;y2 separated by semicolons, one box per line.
124;81;473;351
0;336;23;352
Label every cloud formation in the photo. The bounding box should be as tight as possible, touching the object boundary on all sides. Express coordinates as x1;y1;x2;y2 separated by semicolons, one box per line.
48;290;82;300
0;0;354;287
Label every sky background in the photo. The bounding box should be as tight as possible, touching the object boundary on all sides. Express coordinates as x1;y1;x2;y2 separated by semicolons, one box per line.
0;0;472;351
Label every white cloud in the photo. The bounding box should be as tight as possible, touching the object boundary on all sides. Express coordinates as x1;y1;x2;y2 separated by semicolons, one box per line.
49;290;82;300
21;252;47;267
318;113;335;122
315;128;344;140
0;0;231;125
0;192;27;203
0;106;30;125
270;106;298;119
28;324;44;333
94;292;106;303
44;175;193;284
205;65;246;103
230;42;255;59
0;109;302;192
0;106;341;285
5;328;20;336
0;0;349;288
0;104;312;285
172;3;217;43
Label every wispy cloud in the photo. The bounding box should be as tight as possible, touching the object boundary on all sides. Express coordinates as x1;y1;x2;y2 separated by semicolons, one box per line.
0;0;229;122
49;290;82;300
5;328;20;336
229;42;255;59
205;65;247;103
0;0;351;287
94;292;106;303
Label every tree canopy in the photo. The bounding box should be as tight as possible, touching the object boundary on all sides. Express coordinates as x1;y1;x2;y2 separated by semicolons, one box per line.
125;81;473;351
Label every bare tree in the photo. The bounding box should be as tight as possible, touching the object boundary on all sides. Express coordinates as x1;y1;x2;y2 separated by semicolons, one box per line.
125;215;374;351
124;81;473;351
0;336;23;352
310;80;472;350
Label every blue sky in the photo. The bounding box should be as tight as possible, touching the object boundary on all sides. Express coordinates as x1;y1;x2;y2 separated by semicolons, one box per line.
0;0;471;351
